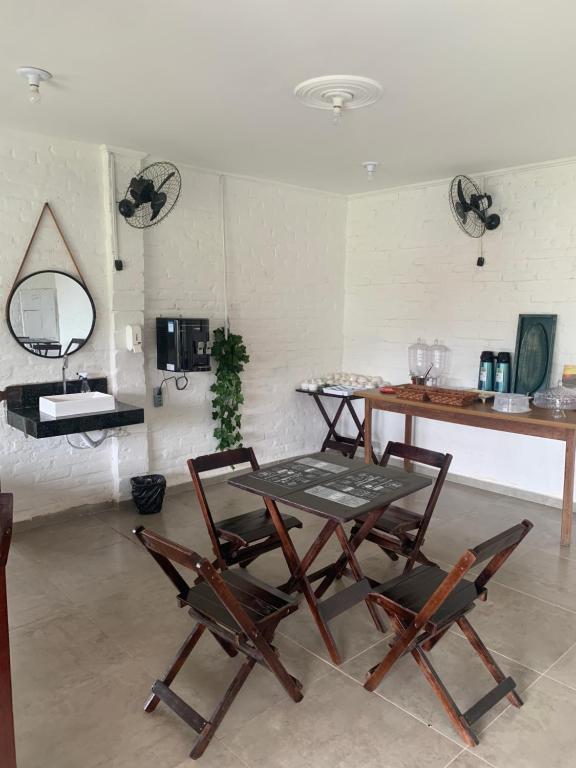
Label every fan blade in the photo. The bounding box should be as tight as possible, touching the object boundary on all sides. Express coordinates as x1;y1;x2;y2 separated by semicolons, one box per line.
455;202;467;224
156;171;175;193
150;192;167;221
457;179;468;209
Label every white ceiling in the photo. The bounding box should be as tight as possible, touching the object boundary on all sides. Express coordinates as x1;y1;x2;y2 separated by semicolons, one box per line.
1;0;576;193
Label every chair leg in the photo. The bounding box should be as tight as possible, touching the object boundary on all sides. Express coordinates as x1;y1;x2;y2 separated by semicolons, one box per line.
458;616;523;708
411;645;479;747
190;658;256;759
144;624;205;712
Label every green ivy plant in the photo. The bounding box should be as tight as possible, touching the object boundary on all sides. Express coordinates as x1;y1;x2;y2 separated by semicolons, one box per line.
210;327;250;451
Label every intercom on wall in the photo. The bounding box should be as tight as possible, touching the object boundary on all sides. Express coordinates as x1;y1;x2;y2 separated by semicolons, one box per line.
156;317;211;372
126;324;142;353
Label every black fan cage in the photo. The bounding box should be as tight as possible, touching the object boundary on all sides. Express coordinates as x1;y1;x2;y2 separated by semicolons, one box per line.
122;161;182;229
449;175;485;238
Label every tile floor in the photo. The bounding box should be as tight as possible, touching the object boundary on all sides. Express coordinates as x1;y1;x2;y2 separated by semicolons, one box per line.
7;474;576;768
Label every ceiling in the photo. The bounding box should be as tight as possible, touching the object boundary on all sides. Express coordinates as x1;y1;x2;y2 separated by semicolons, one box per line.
1;0;576;193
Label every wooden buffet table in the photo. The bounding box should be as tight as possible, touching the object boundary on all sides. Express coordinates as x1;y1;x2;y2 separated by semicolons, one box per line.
358;390;576;546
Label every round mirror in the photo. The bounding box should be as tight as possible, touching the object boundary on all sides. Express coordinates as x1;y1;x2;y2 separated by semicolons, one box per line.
7;270;96;358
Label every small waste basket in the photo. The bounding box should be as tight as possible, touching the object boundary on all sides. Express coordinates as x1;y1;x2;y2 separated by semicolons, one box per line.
130;474;166;515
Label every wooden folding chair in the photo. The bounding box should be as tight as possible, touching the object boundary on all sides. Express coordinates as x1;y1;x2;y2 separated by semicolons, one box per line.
0;493;17;768
133;526;303;759
364;519;533;747
350;442;452;573
188;448;302;570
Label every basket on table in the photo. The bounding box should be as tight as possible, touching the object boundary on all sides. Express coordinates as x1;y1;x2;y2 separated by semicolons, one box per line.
393;385;478;408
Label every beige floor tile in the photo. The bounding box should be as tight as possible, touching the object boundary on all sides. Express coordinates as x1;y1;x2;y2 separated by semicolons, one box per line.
545;642;576;689
444;752;497;768
9;473;576;767
163;632;332;739
13;514;126;562
276;579;390;663
489;545;576;613
342;631;538;745
226;670;460;768
476;675;576;768
14;658;193;768
168;741;251;768
11;609;131;705
451;582;576;672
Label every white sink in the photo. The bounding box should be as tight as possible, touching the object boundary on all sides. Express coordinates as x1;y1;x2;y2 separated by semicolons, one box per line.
39;392;116;418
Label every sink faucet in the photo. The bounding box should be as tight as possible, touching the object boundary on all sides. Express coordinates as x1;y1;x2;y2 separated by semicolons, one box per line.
78;372;91;393
62;355;68;394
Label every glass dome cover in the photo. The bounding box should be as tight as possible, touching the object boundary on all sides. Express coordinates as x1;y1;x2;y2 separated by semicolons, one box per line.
533;383;576;412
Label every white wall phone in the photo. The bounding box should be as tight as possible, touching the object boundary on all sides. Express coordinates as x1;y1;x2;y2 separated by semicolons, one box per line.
126;324;142;353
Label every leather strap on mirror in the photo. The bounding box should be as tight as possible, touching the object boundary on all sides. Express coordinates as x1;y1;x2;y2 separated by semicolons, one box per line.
10;202;89;293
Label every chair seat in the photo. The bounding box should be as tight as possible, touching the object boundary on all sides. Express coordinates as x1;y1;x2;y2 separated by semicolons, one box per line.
356;505;423;535
216;508;302;545
373;565;484;630
181;568;298;633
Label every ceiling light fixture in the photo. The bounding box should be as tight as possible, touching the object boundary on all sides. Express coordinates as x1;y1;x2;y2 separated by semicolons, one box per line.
17;67;52;104
362;161;380;179
294;75;382;126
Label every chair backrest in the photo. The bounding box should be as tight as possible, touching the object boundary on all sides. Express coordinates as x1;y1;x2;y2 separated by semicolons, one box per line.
133;526;263;640
391;519;533;632
187;448;260;566
381;441;452;532
471;519;534;591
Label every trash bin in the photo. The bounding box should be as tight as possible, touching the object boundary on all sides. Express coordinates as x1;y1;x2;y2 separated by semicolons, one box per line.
130;474;166;515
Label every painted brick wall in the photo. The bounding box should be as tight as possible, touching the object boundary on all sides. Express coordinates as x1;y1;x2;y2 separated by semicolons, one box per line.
144;169;347;484
0;130;114;521
343;162;576;502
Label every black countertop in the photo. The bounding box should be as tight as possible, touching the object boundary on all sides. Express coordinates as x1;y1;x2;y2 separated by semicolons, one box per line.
5;378;145;439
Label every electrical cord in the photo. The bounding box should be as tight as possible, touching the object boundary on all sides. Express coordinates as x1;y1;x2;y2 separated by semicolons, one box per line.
65;427;129;450
160;373;189;391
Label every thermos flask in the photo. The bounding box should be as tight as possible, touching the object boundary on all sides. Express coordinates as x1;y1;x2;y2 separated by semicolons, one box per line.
494;352;511;393
478;351;495;391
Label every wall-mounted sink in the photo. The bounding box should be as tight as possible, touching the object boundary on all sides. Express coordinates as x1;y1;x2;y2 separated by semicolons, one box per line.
39;391;116;418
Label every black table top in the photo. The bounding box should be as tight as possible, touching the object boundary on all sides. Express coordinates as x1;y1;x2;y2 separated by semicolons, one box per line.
229;453;432;522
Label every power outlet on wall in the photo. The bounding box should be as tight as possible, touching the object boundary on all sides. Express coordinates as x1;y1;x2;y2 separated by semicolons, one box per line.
153;387;163;407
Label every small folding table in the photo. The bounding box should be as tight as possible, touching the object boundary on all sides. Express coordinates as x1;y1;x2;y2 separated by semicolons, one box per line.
296;388;379;463
229;453;431;664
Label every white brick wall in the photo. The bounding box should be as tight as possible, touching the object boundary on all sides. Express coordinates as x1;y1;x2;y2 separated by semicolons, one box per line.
0;133;346;521
0;130;115;522
344;163;576;502
5;123;576;522
144;169;347;484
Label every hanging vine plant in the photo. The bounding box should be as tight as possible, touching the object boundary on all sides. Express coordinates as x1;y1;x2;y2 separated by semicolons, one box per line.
210;327;250;451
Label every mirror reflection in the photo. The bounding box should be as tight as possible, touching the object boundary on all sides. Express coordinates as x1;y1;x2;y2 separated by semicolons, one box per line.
8;270;95;358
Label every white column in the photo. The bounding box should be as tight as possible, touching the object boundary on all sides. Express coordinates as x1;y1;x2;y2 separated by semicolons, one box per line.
101;145;149;500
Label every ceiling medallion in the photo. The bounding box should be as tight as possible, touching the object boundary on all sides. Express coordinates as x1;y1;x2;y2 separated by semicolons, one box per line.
294;75;382;125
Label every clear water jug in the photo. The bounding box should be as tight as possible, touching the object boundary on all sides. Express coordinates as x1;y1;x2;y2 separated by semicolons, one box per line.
408;338;430;378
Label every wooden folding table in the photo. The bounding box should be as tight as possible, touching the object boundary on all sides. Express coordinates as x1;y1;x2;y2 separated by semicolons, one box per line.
358;390;576;546
229;453;431;664
296;389;378;463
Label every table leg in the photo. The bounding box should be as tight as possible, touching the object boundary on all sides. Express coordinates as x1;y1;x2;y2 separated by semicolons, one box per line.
313;395;347;453
404;414;413;472
315;507;386;598
562;431;575;546
364;401;373;465
262;497;344;664
334;524;387;633
346;399;378;463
